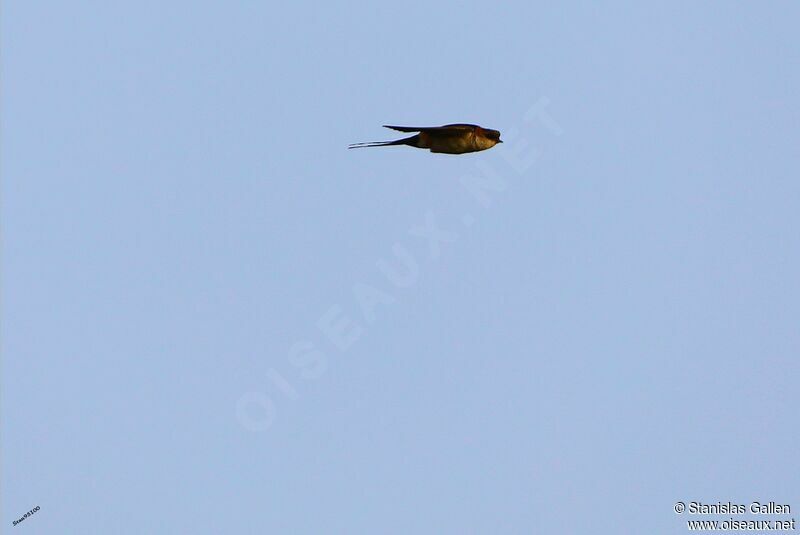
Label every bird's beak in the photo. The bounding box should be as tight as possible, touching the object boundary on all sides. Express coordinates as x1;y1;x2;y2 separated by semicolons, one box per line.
498;139;503;143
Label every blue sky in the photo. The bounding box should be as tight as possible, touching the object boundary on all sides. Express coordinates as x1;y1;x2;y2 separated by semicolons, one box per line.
3;2;799;533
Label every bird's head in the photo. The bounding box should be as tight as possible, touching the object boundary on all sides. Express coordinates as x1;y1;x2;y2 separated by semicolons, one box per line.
485;128;503;145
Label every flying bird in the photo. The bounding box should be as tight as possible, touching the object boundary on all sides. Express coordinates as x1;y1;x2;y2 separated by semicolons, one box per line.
349;124;503;154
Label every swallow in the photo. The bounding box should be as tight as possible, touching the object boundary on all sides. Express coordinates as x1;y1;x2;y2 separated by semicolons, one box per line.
349;124;503;154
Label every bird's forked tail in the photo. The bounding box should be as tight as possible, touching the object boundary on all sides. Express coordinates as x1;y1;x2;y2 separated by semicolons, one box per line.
348;135;419;149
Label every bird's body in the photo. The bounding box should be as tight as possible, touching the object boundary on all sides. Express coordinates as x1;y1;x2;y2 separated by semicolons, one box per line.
349;124;502;154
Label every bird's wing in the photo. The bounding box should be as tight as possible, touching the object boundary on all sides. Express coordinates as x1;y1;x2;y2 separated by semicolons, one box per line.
383;124;479;135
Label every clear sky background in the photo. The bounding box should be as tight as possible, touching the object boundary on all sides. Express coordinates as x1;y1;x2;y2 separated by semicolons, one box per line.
3;2;799;533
